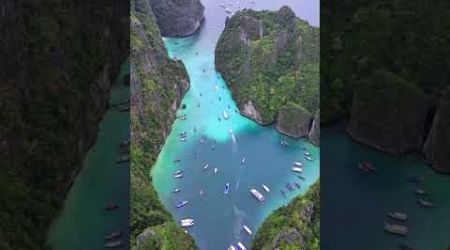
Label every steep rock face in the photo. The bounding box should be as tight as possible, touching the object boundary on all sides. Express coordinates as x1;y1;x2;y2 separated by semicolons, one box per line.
276;102;312;138
215;7;319;141
309;111;320;145
347;70;429;154
130;0;196;248
148;0;205;37
252;181;320;250
0;0;128;248
423;87;450;173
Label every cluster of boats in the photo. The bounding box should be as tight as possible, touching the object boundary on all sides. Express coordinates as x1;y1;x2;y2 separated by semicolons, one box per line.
116;139;130;164
104;231;122;248
227;242;247;250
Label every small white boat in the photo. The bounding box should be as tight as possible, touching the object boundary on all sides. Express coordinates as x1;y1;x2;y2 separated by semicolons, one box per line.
241;157;245;164
228;246;237;250
181;220;194;227
250;189;265;202
214;168;218;174
417;199;435;208
305;156;313;161
219;3;226;8
173;188;180;193
225;7;232;13
105;240;121;248
262;184;270;193
181;218;194;223
304;152;311;156
237;242;247;250
174;170;183;175
292;167;303;173
223;111;229;119
203;164;209;171
415;189;427;195
224;183;230;194
242;225;253;235
174;173;183;178
228;129;234;134
293;161;303;167
180;138;187;142
388;212;408;221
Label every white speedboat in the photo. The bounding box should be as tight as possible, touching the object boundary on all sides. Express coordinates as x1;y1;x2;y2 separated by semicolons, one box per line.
214;168;218;174
262;184;270;193
237;242;247;250
293;161;303;167
223;111;229;119
292;167;303;173
250;189;265;202
242;225;253;235
203;164;209;171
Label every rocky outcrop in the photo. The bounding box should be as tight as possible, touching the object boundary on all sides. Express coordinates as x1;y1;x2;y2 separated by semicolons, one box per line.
423;87;450;173
130;1;196;248
0;0;127;248
148;0;205;37
309;111;320;146
347;70;429;154
276;102;312;138
215;7;319;143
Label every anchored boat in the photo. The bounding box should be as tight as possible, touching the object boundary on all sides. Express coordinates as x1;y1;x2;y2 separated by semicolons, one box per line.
105;231;121;240
292;167;303;173
237;242;247;250
242;225;253;235
224;183;230;194
384;223;409;236
176;200;189;208
262;184;270;193
250;189;265;202
105;240;121;248
293;161;303;167
388;212;408;221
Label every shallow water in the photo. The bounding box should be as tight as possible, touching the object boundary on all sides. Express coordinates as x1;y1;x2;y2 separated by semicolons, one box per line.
322;128;450;250
47;59;130;249
151;0;320;249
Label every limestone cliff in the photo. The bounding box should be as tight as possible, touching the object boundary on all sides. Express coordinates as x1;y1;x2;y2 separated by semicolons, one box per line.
347;70;429;154
130;0;196;248
148;0;205;37
423;87;450;173
0;0;128;248
215;7;319;142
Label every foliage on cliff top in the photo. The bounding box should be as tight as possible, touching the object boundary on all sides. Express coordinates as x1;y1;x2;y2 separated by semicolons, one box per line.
321;0;450;124
0;0;127;248
130;1;196;249
252;181;320;250
215;6;319;124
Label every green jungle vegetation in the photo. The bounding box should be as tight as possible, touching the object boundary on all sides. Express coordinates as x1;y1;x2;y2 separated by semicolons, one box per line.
130;1;196;249
253;181;320;250
321;0;450;124
0;0;127;249
216;6;319;124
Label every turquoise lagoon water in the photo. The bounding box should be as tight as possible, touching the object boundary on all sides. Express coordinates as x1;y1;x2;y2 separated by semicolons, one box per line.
47;59;130;249
151;1;320;249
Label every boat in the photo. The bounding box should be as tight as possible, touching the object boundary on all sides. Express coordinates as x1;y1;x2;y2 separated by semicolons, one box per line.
286;183;294;191
173;188;180;193
228;246;237;250
199;189;204;198
203;164;209;171
104;204;119;211
105;231;121;240
173;159;181;163
417;199;435;208
280;189;286;198
297;175;305;180
241;157;245;164
224;183;230;194
219;3;226;8
250;189;265;202
362;161;377;171
293;161;303;167
242;225;253;235
294;182;301;189
181;218;194;227
228;128;234;135
225;7;232;13
280;140;290;146
176;200;189;208
262;184;270;193
180;138;187;142
237;242;247;250
415;188;427;195
180;131;187;136
384;223;409;236
223;111;229;119
174;173;183;178
388;212;408;221
304;152;311;156
305;156;313;161
358;163;371;173
105;240;121;248
174;170;183;175
214;168;218;174
292;167;303;173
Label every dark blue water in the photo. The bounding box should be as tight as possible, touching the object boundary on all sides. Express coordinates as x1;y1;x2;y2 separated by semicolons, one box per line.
322;127;450;250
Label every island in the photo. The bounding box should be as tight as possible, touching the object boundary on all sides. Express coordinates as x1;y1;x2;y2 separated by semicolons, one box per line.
215;6;320;144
